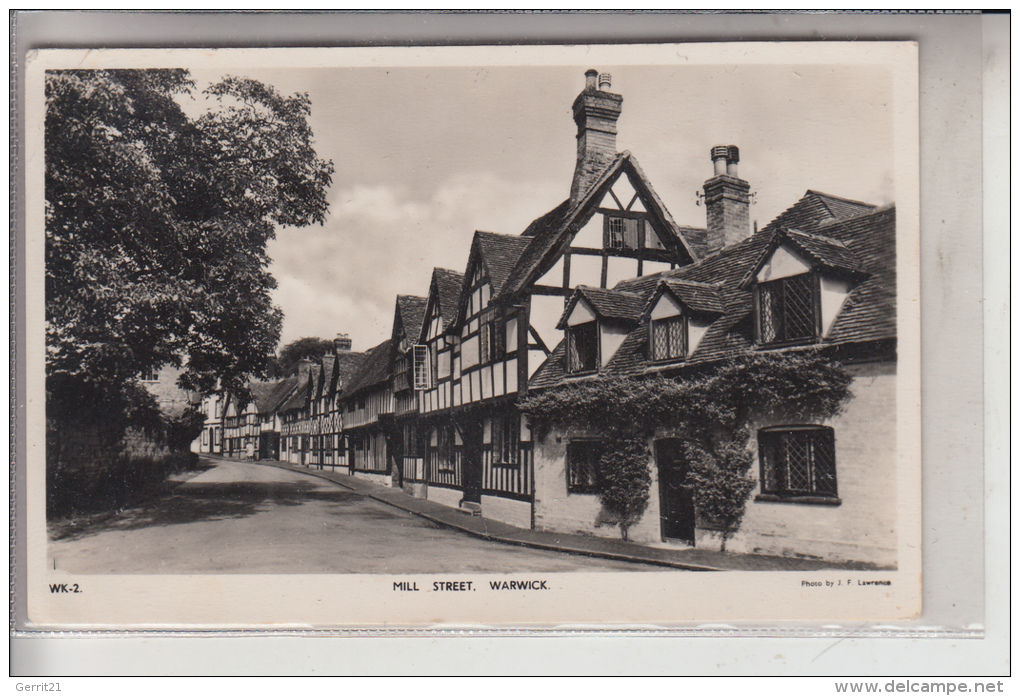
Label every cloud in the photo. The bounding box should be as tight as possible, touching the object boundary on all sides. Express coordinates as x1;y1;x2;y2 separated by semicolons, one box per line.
268;170;563;351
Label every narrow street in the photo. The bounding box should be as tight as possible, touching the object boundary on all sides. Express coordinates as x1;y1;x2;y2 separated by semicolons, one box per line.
49;457;658;574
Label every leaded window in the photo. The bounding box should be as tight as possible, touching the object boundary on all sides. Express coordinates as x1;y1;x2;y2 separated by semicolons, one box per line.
566;322;599;373
758;426;837;498
605;215;642;250
756;273;819;345
650;315;687;362
412;344;429;390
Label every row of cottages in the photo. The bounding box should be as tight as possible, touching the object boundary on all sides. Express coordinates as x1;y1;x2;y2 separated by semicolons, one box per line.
350;70;897;566
198;334;366;466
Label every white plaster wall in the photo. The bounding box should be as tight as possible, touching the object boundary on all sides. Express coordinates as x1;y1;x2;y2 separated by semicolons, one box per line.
820;276;852;336
568;254;603;287
531;434;662;545
481;495;532;529
600;323;629;366
426;485;463;509
689;316;713;354
650;293;681;319
605;255;639;288
566;299;595;326
354;470;392;488
756;244;811;282
723;361;898;567
572;214;604;249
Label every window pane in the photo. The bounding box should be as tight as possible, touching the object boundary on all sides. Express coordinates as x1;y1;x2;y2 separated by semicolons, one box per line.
783;274;816;340
759;274;817;344
758;427;837;498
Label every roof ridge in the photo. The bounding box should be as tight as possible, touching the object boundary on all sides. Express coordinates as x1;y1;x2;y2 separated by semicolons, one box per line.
784;227;850;247
807;189;879;211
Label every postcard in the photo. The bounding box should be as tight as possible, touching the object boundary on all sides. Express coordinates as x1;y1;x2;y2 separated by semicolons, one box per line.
22;41;920;629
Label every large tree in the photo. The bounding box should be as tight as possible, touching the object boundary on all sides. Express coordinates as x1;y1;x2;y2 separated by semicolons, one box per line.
271;337;337;377
45;69;334;397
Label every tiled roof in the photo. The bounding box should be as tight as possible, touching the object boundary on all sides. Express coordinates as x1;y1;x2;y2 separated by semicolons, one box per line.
497;153;701;303
657;279;727;314
319;354;336;398
434;268;465;329
334;351;367;388
739;227;867;289
760;190;877;236
261;376;298;413
557;286;645;329
474;231;531;297
530;194;895;390
342;339;393;397
396;295;428;342
278;373;310;412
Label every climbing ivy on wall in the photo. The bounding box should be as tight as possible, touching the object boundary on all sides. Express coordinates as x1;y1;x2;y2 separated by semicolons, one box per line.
519;351;855;545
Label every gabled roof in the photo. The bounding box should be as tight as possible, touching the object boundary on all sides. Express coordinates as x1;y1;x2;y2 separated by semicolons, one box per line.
739;227;868;289
452;231;531;328
278;372;311;412
529;195;895;391
319;354;336;399
247;376;299;414
556;286;645;329
475;231;531;296
432;267;466;332
341;339;393;398
395;295;428;345
652;279;727;315
496;152;702;303
334;351;367;389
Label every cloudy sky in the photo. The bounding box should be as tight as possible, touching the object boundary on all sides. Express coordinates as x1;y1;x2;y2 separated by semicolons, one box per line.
190;58;896;352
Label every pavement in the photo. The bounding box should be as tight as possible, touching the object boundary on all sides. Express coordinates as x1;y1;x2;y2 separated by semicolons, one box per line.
252;456;877;572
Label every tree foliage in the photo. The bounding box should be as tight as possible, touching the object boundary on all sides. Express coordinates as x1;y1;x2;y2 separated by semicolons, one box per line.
272;336;336;377
45;69;334;397
519;351;854;543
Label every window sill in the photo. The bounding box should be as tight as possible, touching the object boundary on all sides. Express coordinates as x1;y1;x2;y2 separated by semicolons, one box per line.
755;494;841;506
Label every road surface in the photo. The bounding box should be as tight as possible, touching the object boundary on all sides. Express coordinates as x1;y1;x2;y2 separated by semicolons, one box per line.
49;457;658;574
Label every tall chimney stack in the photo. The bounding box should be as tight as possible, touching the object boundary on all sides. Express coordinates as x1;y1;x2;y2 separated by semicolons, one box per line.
333;333;352;354
570;69;623;204
702;144;751;254
297;358;313;382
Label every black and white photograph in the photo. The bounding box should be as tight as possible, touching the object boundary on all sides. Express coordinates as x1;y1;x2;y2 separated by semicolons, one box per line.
24;42;921;628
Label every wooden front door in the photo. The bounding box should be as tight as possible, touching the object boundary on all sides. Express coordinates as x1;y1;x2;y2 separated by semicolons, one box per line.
655;439;696;544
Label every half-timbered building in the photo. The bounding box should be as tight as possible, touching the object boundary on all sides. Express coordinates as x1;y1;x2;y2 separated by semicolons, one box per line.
339;340;395;484
390;295;428;492
405;70;708;524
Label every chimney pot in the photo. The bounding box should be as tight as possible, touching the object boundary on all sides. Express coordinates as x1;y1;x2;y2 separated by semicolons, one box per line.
570;69;623;203
711;145;729;177
333;333;352;354
598;72;612;91
703;143;751;253
726;145;740;177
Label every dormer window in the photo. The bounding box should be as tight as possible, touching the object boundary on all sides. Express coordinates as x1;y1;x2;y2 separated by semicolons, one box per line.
756;272;820;346
566;321;598;374
650;315;687;362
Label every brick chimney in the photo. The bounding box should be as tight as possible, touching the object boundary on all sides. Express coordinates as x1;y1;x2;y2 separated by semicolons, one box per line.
570;69;623;204
333;333;352;354
703;145;751;254
297;358;313;382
